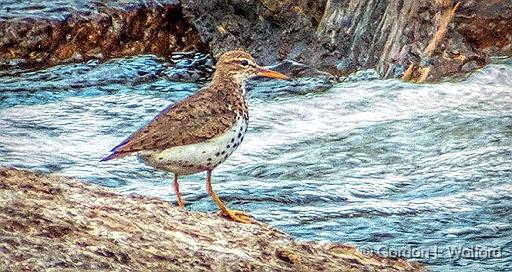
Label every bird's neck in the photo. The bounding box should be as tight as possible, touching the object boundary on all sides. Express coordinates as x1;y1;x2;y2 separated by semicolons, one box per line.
213;68;248;85
211;72;247;97
210;73;248;119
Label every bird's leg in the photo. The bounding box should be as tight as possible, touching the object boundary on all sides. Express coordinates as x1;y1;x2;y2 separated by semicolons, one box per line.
173;175;185;209
206;170;252;223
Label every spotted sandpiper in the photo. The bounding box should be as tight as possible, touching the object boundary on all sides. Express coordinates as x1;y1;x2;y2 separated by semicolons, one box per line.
102;50;289;223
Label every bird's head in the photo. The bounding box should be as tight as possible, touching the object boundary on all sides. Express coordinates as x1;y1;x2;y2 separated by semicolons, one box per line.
213;50;289;85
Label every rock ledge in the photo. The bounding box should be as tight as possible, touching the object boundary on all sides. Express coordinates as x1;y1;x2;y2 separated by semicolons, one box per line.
0;168;426;271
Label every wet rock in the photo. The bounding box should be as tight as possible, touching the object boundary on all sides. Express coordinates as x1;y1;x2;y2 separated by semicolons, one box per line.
182;0;511;81
455;1;512;56
267;60;336;80
1;0;509;82
165;51;215;82
0;167;427;271
0;0;207;69
344;69;381;83
461;60;480;73
181;0;325;72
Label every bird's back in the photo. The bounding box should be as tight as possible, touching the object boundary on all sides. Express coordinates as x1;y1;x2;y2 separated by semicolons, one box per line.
101;87;240;161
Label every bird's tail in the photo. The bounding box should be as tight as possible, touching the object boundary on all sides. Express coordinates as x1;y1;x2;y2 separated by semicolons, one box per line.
100;152;129;162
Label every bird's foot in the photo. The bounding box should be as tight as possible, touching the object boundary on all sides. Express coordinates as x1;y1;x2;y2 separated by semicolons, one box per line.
219;209;253;223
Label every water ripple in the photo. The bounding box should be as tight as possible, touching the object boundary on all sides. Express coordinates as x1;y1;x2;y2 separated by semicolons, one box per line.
1;56;511;271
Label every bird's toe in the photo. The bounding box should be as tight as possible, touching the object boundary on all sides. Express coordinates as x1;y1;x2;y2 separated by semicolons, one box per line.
219;209;253;223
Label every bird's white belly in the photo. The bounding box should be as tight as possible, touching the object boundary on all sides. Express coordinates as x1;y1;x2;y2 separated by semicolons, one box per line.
138;117;248;175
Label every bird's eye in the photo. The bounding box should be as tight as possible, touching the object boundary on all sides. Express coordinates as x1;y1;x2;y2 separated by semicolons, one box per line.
240;60;249;66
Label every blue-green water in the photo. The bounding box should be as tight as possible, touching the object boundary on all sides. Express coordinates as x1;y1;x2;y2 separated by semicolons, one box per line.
1;55;511;271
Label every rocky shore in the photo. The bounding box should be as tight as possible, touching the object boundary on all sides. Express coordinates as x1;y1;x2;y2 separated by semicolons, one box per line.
0;168;426;271
1;0;510;81
0;0;207;69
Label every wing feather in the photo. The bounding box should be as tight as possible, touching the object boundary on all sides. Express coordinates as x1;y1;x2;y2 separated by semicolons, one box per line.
101;89;237;161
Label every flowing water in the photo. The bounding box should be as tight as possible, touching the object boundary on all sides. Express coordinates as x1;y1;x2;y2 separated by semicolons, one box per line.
1;54;511;272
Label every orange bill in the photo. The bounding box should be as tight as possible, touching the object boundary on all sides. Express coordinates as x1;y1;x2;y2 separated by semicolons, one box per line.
256;67;290;80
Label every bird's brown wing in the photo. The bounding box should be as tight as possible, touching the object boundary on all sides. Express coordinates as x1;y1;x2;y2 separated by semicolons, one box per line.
101;89;236;161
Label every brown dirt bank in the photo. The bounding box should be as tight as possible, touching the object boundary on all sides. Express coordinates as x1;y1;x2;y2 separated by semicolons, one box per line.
0;167;427;271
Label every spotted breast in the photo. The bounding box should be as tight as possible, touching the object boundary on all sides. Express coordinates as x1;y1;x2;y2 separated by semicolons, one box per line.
138;116;248;175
